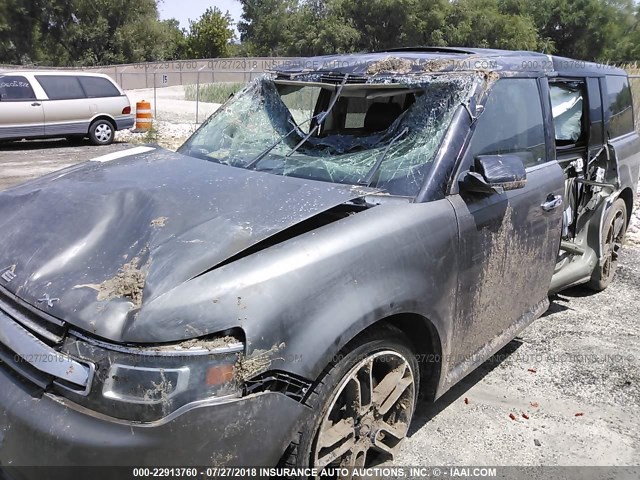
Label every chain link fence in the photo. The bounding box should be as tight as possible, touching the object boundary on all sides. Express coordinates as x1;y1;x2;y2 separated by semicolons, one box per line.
3;59;640;145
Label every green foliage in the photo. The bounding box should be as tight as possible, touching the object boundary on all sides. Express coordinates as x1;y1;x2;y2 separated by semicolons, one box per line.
238;0;640;62
2;0;640;66
186;7;235;59
184;83;244;103
0;0;233;66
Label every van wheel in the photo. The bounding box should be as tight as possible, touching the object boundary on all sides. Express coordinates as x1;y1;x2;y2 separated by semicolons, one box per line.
89;119;114;145
587;198;627;291
285;326;418;476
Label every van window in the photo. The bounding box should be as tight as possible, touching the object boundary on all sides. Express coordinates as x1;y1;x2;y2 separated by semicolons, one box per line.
36;75;85;100
0;75;36;101
468;78;546;168
78;76;120;98
550;81;585;146
604;75;634;138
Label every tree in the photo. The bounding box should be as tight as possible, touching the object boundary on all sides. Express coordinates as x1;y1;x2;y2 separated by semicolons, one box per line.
238;0;298;56
0;0;191;66
186;7;234;58
443;0;542;51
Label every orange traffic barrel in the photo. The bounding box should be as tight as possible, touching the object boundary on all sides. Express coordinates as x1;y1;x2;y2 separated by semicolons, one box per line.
135;101;152;131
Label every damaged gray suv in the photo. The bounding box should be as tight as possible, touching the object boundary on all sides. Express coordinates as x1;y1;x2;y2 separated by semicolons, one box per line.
0;47;638;474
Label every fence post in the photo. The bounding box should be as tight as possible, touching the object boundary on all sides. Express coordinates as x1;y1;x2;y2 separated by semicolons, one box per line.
153;73;157;122
196;69;200;125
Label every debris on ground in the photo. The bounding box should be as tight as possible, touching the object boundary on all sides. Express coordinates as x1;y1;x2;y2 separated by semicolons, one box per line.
534;438;542;447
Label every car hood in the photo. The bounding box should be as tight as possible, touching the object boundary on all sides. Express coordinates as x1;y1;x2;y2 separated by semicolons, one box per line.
0;147;374;341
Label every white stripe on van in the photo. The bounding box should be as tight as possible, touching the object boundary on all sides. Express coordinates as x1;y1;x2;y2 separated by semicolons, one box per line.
90;146;156;163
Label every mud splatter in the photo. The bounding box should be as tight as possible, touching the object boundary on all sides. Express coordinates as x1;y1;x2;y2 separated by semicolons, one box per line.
477;69;500;82
423;59;456;72
235;342;285;381
143;371;174;408
150;216;168;228
75;257;148;308
174;335;241;351
367;56;414;75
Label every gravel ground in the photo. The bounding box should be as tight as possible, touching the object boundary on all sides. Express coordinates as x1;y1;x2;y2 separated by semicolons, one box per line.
0;142;638;467
397;246;640;466
117;86;221;151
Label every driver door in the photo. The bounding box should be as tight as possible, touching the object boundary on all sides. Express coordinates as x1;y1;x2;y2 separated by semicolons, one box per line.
446;78;564;383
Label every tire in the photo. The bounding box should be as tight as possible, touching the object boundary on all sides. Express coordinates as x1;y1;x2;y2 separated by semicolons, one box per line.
285;326;419;476
586;198;627;291
88;119;115;146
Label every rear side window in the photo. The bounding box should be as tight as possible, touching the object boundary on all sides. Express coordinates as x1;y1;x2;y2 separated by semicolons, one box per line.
604;76;634;138
36;75;86;100
468;79;547;168
0;75;36;101
78;76;120;98
550;81;585;145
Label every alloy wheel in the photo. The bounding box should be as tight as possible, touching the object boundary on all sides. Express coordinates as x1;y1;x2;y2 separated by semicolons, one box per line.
312;351;416;474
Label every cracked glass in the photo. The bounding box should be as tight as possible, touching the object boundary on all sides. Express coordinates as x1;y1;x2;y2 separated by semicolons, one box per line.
181;75;475;196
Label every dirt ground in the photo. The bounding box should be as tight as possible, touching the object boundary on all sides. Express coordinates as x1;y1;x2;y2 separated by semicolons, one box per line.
0;142;638;467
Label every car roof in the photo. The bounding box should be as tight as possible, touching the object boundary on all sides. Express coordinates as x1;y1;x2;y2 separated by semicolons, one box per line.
272;47;627;80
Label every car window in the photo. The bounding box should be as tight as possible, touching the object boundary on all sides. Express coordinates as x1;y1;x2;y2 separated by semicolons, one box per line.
468;78;547;168
604;75;634;138
277;84;321;134
78;76;120;98
36;75;86;100
550;81;585;146
0;75;36;101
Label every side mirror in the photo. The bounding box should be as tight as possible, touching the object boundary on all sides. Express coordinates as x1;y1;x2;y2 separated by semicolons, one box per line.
460;154;527;194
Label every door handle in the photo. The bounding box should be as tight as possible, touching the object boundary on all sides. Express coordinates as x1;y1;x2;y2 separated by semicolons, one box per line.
31;102;41;106
541;194;563;212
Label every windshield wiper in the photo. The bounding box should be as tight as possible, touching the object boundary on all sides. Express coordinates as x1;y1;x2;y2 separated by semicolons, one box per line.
245;116;312;169
285;74;349;158
360;127;410;186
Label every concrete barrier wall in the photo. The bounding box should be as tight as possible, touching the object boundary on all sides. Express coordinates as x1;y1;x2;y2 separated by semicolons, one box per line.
0;57;308;89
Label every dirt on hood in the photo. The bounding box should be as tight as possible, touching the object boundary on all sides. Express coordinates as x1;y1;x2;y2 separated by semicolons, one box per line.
76;256;148;309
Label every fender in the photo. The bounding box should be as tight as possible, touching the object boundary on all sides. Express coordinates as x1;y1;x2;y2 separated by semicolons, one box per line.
130;199;460;390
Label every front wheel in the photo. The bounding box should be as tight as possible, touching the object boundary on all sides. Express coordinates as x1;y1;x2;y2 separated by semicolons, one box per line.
287;327;418;476
88;119;114;145
587;198;627;291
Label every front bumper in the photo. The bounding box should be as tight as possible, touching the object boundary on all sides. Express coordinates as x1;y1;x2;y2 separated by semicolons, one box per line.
0;366;308;469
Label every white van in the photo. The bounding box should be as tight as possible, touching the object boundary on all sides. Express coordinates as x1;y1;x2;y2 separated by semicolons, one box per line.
0;71;134;145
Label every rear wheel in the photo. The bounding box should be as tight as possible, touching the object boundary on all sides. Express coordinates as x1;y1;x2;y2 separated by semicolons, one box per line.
286;326;418;477
88;119;114;145
587;198;627;291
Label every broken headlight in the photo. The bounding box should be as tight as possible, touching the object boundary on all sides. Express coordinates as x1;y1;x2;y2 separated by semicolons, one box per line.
55;330;244;422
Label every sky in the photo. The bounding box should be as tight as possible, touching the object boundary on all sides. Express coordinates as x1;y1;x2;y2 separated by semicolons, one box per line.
157;0;243;33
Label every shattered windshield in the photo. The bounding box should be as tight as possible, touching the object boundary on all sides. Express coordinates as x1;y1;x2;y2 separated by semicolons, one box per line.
180;75;475;196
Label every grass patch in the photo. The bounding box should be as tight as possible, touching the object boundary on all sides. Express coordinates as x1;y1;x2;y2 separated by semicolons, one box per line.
184;83;244;104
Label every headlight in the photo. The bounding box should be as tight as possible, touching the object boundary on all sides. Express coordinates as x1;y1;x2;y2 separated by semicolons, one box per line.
55;329;244;422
